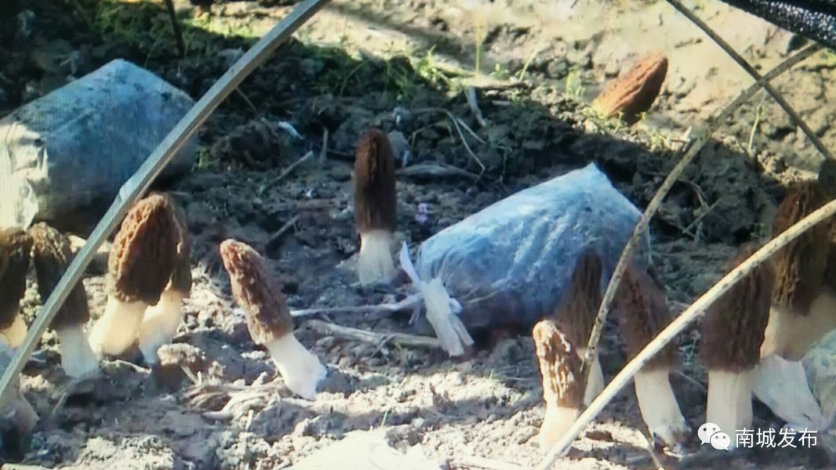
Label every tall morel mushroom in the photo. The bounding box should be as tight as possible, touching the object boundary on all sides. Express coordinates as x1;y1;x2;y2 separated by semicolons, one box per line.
702;242;774;447
88;194;180;358
555;250;606;402
137;201;191;364
30;223;99;378
533;250;605;447
353;128;397;286
0;229;32;347
615;264;688;449
533;319;584;448
219;239;326;400
762;182;836;360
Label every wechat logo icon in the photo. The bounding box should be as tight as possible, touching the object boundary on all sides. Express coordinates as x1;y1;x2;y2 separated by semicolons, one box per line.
698;422;731;451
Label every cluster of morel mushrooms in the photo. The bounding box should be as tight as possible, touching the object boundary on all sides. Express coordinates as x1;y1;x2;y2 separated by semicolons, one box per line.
1;125;834;454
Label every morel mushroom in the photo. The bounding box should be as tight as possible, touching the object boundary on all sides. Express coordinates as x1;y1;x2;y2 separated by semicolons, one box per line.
533;319;584;448
762;182;836;360
30;223;99;378
219;239;326;400
615;264;688;449
0;229;32;347
554;250;606;403
592;53;668;124
702;242;774;448
353;128;397;286
88;194;180;358
137;201;191;364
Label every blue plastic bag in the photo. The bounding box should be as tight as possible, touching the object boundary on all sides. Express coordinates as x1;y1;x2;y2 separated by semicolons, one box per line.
402;163;648;356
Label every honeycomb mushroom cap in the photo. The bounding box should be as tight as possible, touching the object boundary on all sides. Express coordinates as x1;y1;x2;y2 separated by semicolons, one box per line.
553;249;602;348
771;182;831;314
219;239;294;345
593;53;668;124
29;223;91;329
702;242;774;371
615;264;676;369
353;128;397;235
533;319;583;409
0;229;32;330
107;193;180;306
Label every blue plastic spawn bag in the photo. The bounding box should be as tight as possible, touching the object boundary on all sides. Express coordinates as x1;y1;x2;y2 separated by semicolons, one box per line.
401;163;648;356
0;59;196;229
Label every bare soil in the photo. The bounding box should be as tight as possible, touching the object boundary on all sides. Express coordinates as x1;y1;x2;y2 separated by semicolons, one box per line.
1;0;835;468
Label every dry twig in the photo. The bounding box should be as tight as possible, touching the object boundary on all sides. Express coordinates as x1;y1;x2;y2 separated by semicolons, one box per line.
306;319;442;350
465;87;489;127
290;293;423;317
274;151;314;184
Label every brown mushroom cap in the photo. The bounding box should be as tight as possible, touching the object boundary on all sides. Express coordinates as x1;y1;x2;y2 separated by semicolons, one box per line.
354;128;397;235
29;223;91;330
533;320;583;409
771;182;830;314
169;198;192;295
107;193;179;305
553;249;602;349
0;229;32;331
701;242;774;371
219;239;294;345
592;53;668;124
615;264;676;369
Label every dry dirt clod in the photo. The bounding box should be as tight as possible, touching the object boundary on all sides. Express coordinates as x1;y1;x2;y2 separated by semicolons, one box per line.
592;53;668;124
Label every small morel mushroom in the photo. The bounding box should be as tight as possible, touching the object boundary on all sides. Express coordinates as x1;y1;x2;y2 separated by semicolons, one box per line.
592;53;668;124
762;182;836;360
533;319;584;448
30;223;99;378
0;229;32;347
137;201;191;364
353;128;397;286
702;242;774;448
219;239;326;400
615;264;688;449
88;194;180;358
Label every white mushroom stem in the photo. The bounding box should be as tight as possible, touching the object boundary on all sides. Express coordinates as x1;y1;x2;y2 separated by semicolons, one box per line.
578;348;603;405
138;288;185;364
753;355;826;430
761;292;836;360
89;297;146;357
707;369;755;448
634;368;688;447
357;229;396;286
264;333;327;400
538;405;581;448
0;314;28;348
56;324;99;378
